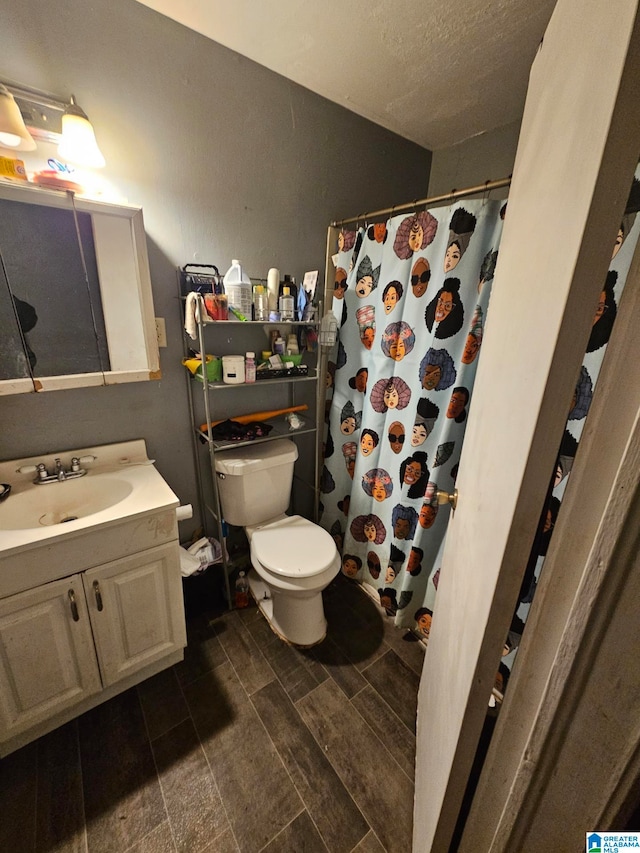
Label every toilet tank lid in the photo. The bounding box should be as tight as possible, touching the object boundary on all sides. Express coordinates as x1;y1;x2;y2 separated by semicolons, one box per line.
214;438;298;476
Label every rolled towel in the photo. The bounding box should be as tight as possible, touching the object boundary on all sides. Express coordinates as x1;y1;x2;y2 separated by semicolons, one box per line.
185;292;201;340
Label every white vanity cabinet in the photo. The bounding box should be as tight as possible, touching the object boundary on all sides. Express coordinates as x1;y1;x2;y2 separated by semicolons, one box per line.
83;543;185;686
0;541;186;757
0;574;102;742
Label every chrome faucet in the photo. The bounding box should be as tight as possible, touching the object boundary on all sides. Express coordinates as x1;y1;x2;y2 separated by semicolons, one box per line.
19;456;93;485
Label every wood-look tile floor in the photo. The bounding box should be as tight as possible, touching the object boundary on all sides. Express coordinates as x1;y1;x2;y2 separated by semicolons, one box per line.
0;574;425;853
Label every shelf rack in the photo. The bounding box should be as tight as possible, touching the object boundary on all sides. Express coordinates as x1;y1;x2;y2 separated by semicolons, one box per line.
181;292;324;609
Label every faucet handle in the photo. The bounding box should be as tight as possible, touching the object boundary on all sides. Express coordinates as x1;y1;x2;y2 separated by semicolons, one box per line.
16;462;49;479
70;457;81;472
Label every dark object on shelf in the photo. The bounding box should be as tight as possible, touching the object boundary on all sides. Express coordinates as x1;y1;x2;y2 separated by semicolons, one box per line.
256;365;309;380
180;264;222;296
209;419;274;442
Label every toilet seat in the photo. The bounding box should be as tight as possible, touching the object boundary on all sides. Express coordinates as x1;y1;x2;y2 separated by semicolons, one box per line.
251;515;336;579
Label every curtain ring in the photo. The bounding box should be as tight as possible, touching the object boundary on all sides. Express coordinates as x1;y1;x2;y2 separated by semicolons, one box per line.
449;188;458;206
482;180;491;206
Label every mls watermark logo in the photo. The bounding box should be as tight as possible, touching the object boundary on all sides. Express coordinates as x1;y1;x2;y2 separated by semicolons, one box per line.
587;832;640;851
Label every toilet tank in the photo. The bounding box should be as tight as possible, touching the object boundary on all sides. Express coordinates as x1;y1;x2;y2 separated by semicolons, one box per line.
214;439;299;526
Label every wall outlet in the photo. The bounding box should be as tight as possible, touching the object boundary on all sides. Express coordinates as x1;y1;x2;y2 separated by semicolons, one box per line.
155;317;167;348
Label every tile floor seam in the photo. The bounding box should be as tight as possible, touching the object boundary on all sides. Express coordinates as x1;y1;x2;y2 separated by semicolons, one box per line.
357;650;419;736
75;720;90;853
194;658;307;850
243;681;308;818
349;689;417;785
254;806;318;853
192;730;239;853
222;610;279;697
121;821;177;853
32;740;39;853
248;682;370;853
171;662;239;851
286;686;379;849
137;688;180;853
297;679;416;824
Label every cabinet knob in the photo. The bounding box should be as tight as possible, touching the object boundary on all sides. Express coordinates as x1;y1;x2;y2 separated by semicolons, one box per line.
93;580;104;612
68;589;79;621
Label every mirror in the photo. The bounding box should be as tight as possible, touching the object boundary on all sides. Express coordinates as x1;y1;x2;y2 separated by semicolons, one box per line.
0;182;160;394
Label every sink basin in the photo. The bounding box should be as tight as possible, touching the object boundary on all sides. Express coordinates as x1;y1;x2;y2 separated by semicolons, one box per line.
0;476;133;530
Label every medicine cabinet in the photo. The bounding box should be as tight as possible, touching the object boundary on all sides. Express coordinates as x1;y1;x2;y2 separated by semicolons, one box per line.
0;181;160;394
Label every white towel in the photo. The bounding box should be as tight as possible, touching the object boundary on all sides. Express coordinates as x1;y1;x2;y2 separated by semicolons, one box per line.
184;292;201;340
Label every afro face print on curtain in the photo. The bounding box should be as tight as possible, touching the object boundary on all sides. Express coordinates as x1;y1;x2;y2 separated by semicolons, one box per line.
321;198;505;630
496;169;640;696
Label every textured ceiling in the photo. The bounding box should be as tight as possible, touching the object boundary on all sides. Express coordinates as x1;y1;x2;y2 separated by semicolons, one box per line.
134;0;557;150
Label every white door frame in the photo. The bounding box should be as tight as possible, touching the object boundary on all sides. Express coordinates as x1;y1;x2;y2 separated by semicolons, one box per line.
413;2;640;849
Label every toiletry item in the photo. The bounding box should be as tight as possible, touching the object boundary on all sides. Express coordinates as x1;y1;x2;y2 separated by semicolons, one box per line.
222;355;245;384
279;286;294;321
0;156;27;181
204;293;228;320
235;571;249;608
261;350;272;363
274;336;285;355
245;352;256;383
267;267;280;312
253;285;268;321
279;274;298;318
270;329;281;352
223;260;252;319
285;334;299;355
228;304;248;321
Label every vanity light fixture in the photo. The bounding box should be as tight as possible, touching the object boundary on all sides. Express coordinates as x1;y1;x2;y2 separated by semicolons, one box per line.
0;81;105;168
58;96;105;168
0;85;36;151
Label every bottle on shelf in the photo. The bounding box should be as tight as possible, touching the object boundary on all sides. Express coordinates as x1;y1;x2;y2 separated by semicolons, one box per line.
235;570;249;608
279;286;295;321
286;333;299;355
267;267;280;313
245;351;256;383
274;336;285;355
253;285;269;321
223;259;252;320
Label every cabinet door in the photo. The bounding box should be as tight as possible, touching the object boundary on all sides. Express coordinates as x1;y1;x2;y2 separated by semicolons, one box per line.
83;543;186;687
0;575;101;742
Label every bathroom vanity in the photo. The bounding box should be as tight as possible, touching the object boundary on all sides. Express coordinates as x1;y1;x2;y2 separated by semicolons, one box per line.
0;440;186;757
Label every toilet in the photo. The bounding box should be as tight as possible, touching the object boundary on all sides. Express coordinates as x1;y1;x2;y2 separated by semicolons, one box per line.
215;439;340;646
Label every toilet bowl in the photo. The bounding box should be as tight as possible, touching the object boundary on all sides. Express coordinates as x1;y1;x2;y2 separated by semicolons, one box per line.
246;515;340;646
214;439;340;646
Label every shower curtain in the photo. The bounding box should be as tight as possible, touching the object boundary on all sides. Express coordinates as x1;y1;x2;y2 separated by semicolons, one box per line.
320;170;640;660
497;169;640;693
320;198;505;632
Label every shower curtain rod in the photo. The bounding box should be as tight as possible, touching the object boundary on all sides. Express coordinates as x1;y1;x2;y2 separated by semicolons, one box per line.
330;175;511;228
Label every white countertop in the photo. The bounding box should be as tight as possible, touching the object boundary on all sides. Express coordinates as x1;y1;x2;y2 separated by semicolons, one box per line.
0;440;179;559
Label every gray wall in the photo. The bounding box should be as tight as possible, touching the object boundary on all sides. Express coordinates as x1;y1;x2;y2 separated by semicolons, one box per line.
0;0;430;530
428;120;520;197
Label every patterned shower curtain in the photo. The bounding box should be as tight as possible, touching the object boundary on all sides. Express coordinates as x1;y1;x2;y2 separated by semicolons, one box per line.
321;171;640;666
320;198;505;632
497;170;640;695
